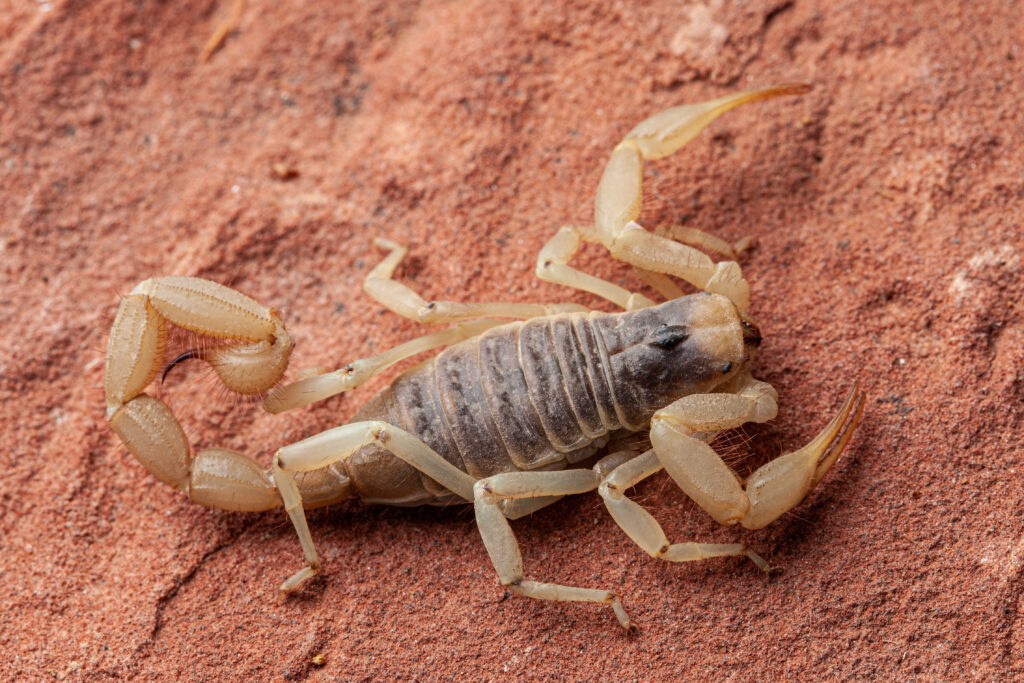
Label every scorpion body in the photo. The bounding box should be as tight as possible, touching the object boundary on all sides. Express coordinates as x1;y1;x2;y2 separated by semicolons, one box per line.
106;84;864;628
339;295;750;508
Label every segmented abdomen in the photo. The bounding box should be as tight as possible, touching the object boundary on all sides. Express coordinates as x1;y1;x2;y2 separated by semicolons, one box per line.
343;312;627;506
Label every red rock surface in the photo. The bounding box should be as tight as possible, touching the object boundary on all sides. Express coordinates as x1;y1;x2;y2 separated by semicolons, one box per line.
2;0;1022;680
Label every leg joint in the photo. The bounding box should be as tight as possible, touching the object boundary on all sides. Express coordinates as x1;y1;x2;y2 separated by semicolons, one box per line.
597;481;622;500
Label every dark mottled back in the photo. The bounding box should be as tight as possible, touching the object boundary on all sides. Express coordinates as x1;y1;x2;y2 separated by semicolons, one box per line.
342;294;749;506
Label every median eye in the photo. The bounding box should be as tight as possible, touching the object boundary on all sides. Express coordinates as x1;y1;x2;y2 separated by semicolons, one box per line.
649;325;689;349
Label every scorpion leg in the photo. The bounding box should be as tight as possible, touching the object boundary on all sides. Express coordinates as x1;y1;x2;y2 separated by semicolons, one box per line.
650;379;864;531
263;318;505;412
268;237;574;413
536;84;810;312
536;226;657;310
627;222;756;300
473;468;633;630
365;238;589;324
652;224;752;260
266;231;592;412
598;450;768;570
631;266;686;302
272;421;477;593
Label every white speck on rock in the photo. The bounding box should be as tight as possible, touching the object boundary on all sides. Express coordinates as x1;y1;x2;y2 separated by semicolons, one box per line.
670;1;730;63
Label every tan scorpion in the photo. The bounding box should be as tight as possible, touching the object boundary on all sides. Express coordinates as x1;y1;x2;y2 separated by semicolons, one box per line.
105;84;864;630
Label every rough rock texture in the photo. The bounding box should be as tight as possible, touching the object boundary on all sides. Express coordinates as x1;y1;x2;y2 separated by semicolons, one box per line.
1;0;1022;680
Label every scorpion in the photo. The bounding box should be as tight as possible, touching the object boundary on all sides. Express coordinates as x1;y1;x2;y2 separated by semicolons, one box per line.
105;84;864;629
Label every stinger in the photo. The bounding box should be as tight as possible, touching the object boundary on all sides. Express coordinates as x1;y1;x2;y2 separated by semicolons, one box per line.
162;349;203;384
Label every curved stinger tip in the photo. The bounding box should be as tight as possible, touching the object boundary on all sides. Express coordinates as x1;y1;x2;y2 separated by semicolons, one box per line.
162;349;202;384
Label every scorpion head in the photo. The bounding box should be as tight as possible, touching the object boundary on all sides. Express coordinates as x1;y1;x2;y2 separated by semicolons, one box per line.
599;293;760;424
